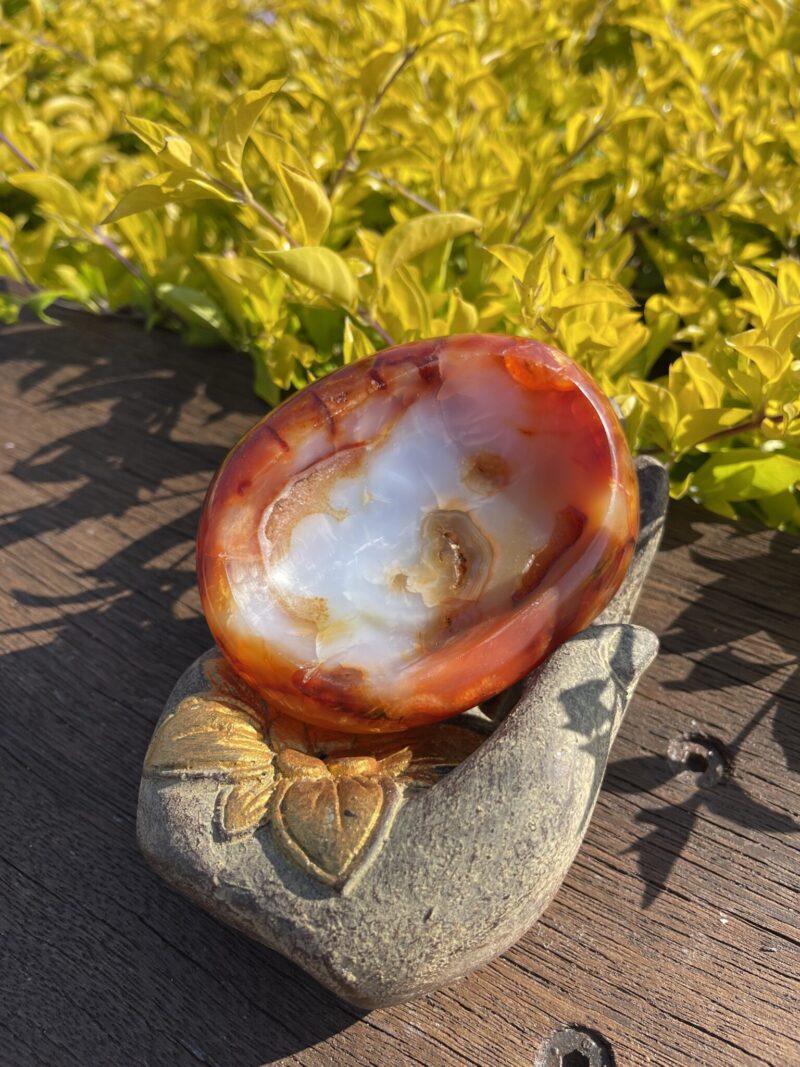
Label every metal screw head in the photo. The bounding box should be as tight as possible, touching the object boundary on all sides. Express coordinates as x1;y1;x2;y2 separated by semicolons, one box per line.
536;1025;615;1067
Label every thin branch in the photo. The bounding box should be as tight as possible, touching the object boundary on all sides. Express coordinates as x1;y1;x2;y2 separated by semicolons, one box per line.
665;15;722;131
357;307;394;346
327;47;420;197
0;127;148;290
218;177;397;346
510;122;609;243
367;170;438;214
628;199;727;234
92;227;146;282
694;414;768;446
0;240;35;287
245;199;297;246
639;410;779;465
0;131;36;171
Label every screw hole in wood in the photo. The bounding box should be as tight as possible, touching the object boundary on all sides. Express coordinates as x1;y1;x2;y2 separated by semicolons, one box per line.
667;732;730;788
535;1025;615;1067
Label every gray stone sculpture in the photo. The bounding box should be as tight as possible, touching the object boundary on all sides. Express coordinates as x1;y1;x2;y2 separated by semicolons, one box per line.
138;456;668;1009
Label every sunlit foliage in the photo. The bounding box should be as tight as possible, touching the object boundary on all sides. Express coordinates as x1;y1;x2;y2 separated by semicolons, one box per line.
1;0;799;528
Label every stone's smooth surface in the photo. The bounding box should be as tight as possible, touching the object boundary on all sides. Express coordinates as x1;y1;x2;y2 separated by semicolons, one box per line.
198;334;639;733
138;459;666;1010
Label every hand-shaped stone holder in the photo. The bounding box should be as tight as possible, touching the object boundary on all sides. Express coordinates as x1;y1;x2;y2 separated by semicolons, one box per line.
138;452;667;1009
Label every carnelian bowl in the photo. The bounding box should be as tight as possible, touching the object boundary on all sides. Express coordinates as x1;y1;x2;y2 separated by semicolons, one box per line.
197;334;638;733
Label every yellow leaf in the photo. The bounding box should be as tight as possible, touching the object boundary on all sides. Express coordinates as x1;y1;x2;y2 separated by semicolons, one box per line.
447;289;479;333
217;79;286;185
485;243;533;281
359;49;403;97
376;212;481;286
381;266;431;336
0;213;15;243
125;116;201;170
257;246;358;310
125;115;178;155
672;408;753;456
0;44;31;94
736;266;780;326
343;318;375;363
279;163;331;244
631;380;677;452
103;170;235;223
727;335;790;381
766;305;800;354
550;280;635;311
8;173;92;231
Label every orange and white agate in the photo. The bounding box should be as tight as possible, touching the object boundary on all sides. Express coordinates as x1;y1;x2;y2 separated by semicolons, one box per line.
197;334;639;733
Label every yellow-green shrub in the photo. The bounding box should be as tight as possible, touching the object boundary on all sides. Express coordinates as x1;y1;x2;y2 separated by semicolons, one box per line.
1;0;799;530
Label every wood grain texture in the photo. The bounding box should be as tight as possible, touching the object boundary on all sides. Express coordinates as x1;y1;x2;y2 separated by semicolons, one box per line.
0;311;797;1067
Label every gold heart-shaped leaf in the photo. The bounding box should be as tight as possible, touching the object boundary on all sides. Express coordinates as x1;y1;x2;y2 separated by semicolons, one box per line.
271;775;396;887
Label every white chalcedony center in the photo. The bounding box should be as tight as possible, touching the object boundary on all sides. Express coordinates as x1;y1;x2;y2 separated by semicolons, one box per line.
256;388;549;680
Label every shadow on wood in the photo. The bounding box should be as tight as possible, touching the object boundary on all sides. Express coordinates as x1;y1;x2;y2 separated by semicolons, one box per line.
0;313;364;1066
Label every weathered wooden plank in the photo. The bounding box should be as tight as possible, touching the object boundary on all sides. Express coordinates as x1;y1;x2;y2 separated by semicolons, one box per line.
0;311;797;1067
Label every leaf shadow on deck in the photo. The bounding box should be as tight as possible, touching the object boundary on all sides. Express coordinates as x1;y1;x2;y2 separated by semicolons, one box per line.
605;516;799;907
0;312;365;1067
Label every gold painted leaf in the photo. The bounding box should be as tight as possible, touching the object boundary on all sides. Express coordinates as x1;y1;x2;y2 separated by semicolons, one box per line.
216;779;275;838
144;695;273;780
271;776;390;886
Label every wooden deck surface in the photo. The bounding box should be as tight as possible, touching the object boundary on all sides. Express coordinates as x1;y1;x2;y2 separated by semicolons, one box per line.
1;311;797;1067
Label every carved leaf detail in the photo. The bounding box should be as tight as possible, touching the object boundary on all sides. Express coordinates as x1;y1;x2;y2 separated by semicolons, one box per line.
271;775;393;887
216;779;275;838
145;658;485;888
144;694;274;779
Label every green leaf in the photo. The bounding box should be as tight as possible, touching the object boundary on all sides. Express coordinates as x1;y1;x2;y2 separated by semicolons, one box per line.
376;212;481;286
24;289;68;325
279;163;331;244
257;246;358;310
692;448;800;502
217;79;285;185
155;283;228;332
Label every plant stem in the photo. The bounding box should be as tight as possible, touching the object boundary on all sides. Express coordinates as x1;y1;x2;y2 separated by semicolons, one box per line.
92;227;145;282
0;240;35;287
640;410;778;464
327;47;420;197
367;171;438;214
0;128;148;290
218;178;397;346
0;132;36;171
510;122;609;243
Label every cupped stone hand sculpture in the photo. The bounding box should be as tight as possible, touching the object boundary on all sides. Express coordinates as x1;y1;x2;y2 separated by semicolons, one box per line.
137;335;668;1009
